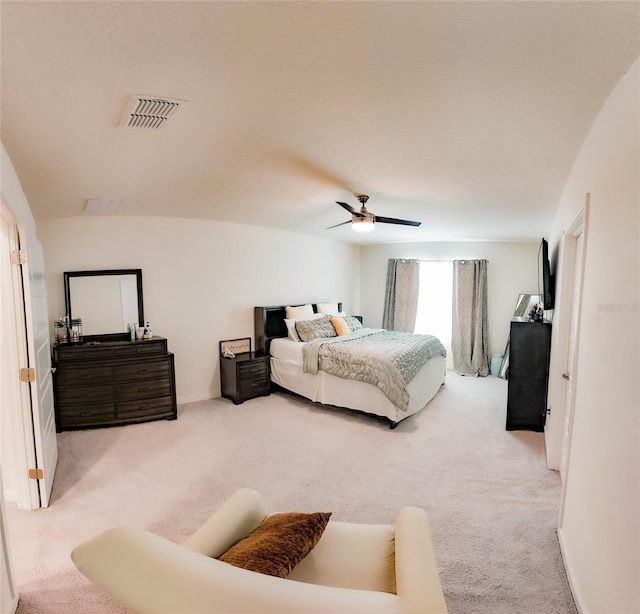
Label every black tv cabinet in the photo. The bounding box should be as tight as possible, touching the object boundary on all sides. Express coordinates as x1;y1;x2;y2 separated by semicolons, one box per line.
506;320;552;432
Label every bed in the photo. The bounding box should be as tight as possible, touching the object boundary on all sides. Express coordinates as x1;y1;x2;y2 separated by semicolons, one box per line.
254;303;446;428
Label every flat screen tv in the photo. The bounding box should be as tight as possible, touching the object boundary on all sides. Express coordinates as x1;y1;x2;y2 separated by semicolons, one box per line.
538;238;555;310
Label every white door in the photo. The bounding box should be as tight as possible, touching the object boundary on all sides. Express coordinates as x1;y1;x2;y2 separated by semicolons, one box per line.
1;203;57;509
1;208;39;509
560;231;584;481
19;236;58;507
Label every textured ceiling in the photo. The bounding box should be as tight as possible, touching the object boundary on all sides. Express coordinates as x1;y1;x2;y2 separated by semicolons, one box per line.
2;1;639;245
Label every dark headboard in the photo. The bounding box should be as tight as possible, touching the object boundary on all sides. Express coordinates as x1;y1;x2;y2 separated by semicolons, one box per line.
254;302;342;354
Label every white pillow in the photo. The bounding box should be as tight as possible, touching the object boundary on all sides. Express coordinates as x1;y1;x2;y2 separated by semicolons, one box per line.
316;301;339;315
285;313;323;342
285;304;314;320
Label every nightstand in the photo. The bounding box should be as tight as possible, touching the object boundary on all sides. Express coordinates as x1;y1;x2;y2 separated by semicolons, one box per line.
220;352;271;404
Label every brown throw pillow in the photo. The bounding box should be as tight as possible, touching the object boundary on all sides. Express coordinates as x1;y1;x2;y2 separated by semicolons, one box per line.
218;512;332;578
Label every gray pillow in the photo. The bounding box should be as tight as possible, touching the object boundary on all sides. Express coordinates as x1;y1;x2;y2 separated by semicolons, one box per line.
344;315;363;332
295;314;337;342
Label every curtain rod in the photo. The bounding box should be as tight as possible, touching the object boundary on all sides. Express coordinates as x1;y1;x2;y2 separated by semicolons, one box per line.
391;258;489;263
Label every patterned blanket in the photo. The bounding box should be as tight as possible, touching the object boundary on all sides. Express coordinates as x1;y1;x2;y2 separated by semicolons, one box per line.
302;328;446;411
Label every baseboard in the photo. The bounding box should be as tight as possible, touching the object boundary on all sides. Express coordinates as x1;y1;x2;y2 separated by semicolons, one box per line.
176;393;216;405
2;489;17;503
557;527;585;613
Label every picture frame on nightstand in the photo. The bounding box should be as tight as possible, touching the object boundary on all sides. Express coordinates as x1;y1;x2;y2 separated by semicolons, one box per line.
219;337;251;357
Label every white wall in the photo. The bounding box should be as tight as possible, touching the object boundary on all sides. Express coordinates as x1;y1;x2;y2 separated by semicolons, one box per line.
548;57;639;613
359;241;541;359
37;217;361;403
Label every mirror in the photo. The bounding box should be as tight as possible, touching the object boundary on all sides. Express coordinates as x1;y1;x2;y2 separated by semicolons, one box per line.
498;294;542;379
513;294;542;319
64;269;144;338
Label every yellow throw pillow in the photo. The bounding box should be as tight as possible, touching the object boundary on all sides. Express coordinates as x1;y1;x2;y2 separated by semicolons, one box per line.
218;512;332;578
331;316;351;336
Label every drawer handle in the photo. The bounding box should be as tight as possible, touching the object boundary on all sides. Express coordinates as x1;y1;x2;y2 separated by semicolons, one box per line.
137;369;149;374
137;387;150;392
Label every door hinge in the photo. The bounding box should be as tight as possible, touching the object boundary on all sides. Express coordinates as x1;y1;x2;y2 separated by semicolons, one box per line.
10;249;27;265
20;367;36;382
28;468;44;480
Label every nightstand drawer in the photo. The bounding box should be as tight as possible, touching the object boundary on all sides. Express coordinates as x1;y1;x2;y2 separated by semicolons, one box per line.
238;361;268;379
239;379;270;396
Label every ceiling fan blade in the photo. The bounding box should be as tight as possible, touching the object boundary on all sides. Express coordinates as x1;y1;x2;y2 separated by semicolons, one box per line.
326;220;353;229
374;215;421;227
336;201;358;214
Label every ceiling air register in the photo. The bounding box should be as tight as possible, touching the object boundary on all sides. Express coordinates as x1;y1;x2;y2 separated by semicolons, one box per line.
120;95;186;129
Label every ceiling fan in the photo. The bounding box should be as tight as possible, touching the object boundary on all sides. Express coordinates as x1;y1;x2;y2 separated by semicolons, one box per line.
327;195;421;233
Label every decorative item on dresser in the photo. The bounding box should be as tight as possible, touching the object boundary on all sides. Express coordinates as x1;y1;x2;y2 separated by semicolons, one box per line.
506;320;552;432
53;337;177;432
52;268;177;431
219;338;271;404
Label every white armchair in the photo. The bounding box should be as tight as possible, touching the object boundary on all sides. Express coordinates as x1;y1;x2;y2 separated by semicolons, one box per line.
71;488;448;613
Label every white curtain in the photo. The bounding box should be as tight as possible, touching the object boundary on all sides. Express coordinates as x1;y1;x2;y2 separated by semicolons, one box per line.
452;259;489;376
382;259;420;332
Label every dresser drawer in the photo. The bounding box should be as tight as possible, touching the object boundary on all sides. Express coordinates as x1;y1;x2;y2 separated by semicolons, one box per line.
57;402;115;427
115;378;172;401
57;384;114;405
56;347;113;363
56;365;112;386
113;342;166;358
117;397;175;420
114;360;172;382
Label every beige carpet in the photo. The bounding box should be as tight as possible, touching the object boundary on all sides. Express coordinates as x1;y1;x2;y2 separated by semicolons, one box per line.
6;373;576;613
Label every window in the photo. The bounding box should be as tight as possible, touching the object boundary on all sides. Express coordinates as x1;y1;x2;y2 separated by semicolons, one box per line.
414;261;453;368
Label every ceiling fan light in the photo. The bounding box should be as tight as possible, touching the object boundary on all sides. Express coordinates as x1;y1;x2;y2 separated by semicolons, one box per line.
352;217;375;232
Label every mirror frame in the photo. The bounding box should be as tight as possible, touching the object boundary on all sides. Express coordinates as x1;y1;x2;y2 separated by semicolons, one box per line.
63;269;144;339
498;293;543;379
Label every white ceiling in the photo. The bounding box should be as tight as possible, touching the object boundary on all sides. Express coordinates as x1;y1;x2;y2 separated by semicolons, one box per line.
2;1;639;245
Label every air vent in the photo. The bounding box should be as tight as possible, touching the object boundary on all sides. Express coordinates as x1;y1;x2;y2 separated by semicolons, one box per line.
85;198;125;213
120;95;186;129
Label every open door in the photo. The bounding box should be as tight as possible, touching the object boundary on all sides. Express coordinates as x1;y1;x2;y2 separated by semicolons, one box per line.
1;203;57;508
19;234;58;507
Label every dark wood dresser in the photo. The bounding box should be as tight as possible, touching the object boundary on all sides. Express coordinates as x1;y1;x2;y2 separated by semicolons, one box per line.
220;352;270;404
506;321;552;432
53;336;177;432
